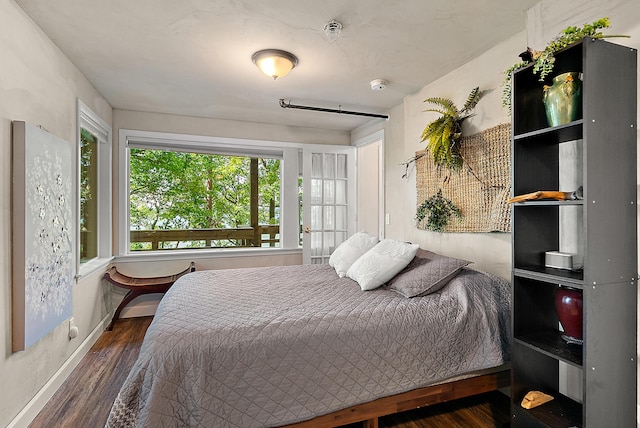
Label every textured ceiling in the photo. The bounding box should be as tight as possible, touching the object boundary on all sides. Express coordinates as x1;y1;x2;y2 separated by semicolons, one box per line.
16;0;539;131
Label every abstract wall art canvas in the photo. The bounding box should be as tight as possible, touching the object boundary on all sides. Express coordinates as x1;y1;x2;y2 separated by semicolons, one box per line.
12;121;74;351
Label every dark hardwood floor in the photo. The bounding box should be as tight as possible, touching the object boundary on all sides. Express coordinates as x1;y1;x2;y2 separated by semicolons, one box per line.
30;316;510;428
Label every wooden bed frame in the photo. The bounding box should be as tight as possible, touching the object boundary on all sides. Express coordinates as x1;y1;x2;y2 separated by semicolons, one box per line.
282;368;510;428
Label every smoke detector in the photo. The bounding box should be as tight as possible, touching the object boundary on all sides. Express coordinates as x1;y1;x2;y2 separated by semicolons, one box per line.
323;19;342;43
370;79;388;90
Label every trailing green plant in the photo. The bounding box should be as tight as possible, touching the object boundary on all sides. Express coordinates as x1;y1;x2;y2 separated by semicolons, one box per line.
501;61;530;113
415;189;462;232
501;17;628;113
420;87;483;171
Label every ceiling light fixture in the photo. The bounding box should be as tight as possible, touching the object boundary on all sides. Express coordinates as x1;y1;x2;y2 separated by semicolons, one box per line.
323;19;342;43
252;49;298;80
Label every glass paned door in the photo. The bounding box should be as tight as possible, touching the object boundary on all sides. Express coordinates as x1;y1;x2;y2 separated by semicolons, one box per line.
302;147;355;264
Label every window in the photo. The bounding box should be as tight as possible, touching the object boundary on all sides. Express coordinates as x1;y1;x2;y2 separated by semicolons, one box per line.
80;127;98;260
77;100;112;274
119;130;302;255
128;148;281;250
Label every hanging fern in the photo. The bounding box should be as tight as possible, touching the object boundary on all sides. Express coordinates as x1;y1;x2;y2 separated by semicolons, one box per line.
420;87;483;171
416;189;462;232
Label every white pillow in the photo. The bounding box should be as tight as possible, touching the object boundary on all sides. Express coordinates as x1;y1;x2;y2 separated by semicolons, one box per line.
329;232;379;277
346;239;420;291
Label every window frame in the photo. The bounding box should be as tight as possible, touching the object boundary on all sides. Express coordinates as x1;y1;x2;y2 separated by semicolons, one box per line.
117;129;305;260
76;100;113;278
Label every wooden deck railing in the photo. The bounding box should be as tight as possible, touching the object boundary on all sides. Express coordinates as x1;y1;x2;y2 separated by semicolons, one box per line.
129;225;280;250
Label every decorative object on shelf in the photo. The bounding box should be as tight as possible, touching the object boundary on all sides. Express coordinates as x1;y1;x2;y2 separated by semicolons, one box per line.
507;186;583;204
544;251;583;271
501;17;628;113
543;72;582;126
415;189;461;232
416;123;511;233
420;87;483;171
554;285;583;344
521;390;554;409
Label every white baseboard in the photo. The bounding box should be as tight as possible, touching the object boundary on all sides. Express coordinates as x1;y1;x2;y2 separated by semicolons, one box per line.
7;314;110;428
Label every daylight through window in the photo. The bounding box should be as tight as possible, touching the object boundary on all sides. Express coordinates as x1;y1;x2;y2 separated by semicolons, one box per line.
80;128;99;261
128;148;281;251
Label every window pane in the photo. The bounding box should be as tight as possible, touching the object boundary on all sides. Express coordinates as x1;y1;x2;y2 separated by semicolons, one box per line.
310;179;322;204
323;180;335;204
323;231;335;255
311;205;322;230
80;128;98;262
337;154;347;178
323;206;334;230
128;149;280;250
323;153;336;178
335;206;347;230
335;180;346;205
311;153;323;178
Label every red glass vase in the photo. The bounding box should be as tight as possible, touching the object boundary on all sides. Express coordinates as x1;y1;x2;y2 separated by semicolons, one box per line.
554;286;583;344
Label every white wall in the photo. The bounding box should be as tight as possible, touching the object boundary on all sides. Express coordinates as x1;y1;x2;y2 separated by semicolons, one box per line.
0;0;113;426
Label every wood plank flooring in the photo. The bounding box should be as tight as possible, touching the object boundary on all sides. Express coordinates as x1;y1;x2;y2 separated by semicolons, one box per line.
29;316;510;428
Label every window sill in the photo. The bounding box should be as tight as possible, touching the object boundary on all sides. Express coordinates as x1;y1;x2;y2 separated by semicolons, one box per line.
77;257;114;281
113;247;302;263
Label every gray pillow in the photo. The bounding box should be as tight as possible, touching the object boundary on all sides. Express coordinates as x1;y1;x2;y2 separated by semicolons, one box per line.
387;249;470;298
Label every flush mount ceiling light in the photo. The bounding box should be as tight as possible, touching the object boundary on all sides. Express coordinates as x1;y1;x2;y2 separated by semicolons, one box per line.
323;19;342;43
252;49;298;80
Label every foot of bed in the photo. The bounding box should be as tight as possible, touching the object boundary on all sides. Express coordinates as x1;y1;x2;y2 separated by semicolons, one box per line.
362;417;378;428
281;369;509;428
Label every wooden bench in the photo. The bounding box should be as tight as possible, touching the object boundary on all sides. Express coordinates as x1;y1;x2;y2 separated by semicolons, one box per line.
104;262;195;330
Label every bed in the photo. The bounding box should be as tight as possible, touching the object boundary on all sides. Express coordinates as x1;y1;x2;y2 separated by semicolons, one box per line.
105;245;511;428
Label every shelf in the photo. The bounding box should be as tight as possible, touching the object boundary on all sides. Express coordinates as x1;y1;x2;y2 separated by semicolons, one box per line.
514;120;584;144
511;37;637;428
514;266;584;287
514;392;582;428
514;331;582;367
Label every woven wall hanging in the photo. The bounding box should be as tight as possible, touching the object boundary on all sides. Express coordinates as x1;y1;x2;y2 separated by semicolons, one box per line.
416;123;511;233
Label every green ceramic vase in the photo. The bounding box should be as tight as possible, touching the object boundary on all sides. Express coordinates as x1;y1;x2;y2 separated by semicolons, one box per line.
542;72;582;127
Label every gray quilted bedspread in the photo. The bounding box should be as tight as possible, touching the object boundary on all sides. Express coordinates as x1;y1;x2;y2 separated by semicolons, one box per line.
105;264;510;428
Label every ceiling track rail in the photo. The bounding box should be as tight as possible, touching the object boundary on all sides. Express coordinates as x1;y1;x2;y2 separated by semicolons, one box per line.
279;99;389;120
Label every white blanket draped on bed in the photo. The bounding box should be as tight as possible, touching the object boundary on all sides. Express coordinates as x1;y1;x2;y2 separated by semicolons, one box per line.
106;264;510;427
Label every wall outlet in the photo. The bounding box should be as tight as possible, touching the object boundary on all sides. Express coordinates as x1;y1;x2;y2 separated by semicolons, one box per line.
68;317;79;340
